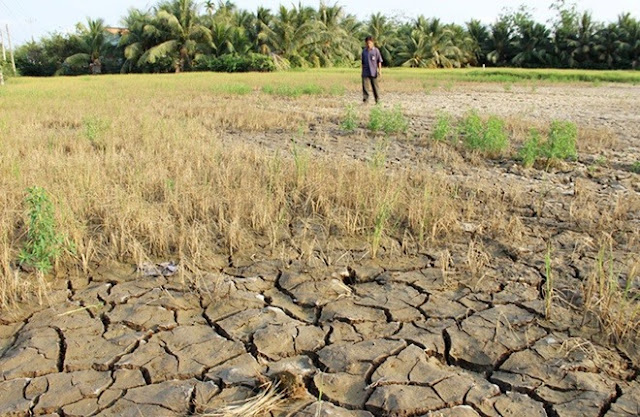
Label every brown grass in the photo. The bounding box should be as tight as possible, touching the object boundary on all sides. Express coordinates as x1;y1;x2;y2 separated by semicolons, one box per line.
1;73;638;347
582;236;640;344
201;381;287;417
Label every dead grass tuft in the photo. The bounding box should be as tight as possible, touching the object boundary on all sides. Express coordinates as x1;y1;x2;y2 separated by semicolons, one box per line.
201;381;287;417
582;236;640;344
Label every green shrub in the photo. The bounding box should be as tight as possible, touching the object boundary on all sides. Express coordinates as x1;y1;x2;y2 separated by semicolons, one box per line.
368;105;409;135
18;187;68;273
193;53;275;72
483;116;509;154
458;111;484;149
458;112;509;156
432;113;453;142
341;104;358;132
384;105;409;134
368;105;384;132
545;120;578;161
519;129;542;168
517;121;578;169
630;161;640;174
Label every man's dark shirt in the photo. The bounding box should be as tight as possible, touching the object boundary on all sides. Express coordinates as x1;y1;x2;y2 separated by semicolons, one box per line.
362;47;383;77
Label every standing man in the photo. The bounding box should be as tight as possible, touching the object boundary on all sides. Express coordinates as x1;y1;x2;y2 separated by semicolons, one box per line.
362;36;383;104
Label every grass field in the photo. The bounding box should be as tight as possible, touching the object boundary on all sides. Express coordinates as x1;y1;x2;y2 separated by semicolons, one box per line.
1;68;639;344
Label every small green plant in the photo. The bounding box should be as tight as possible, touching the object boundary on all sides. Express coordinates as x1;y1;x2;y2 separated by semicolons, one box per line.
458;111;484;149
630;161;640;174
368;105;384;132
18;187;68;273
83;116;110;151
432;113;453;142
384;105;409;134
371;198;393;259
594;155;607;166
370;137;389;170
517;120;579;169
544;243;554;320
458;112;509;156
518;128;542;168
290;137;309;185
503;83;513;92
545;120;578;162
340;104;358;132
483;116;509;154
368;105;409;135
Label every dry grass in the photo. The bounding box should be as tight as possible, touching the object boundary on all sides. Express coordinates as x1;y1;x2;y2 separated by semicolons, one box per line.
201;381;287;417
0;73;503;310
582;237;640;344
1;72;639;348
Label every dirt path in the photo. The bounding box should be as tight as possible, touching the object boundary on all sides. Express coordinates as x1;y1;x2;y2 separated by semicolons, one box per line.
1;83;639;417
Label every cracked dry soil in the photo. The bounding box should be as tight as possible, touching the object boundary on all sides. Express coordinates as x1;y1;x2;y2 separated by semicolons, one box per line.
1;83;640;417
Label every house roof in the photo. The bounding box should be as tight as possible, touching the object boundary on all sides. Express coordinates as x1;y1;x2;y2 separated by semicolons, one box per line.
105;27;130;35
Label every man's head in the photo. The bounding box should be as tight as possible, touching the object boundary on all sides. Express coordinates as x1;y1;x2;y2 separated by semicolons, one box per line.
365;36;374;49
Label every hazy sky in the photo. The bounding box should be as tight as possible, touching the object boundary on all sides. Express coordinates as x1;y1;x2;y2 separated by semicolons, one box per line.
1;0;639;46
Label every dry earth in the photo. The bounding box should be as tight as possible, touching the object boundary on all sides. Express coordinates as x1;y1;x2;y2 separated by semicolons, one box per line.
1;82;640;417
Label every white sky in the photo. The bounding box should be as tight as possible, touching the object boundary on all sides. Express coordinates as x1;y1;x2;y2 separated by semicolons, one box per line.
1;0;639;47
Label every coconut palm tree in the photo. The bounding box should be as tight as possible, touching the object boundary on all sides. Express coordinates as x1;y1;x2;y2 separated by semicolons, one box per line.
259;4;317;67
487;17;515;66
512;20;553;67
466;19;490;66
62;18;111;73
566;12;599;68
311;3;361;66
119;9;155;73
397;17;464;68
140;0;213;72
617;13;640;69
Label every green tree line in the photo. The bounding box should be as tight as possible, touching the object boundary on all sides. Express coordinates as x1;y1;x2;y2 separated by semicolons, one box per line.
13;0;640;76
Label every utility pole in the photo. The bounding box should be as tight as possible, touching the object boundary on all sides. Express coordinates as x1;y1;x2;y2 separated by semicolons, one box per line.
0;29;6;62
6;24;16;75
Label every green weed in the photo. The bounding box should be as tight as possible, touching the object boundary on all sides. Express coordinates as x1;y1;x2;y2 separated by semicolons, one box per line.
370;137;389;170
83;116;110;151
432;113;452;142
517;120;578;169
341;104;358;132
290;137;309;185
544;243;554;320
371;197;393;259
546;120;578;162
458;112;509;156
368;105;409;135
630;161;640;174
18;187;68;274
368;105;384;132
518;129;542;168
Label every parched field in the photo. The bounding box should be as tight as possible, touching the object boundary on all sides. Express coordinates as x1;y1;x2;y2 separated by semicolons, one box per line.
0;69;639;416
